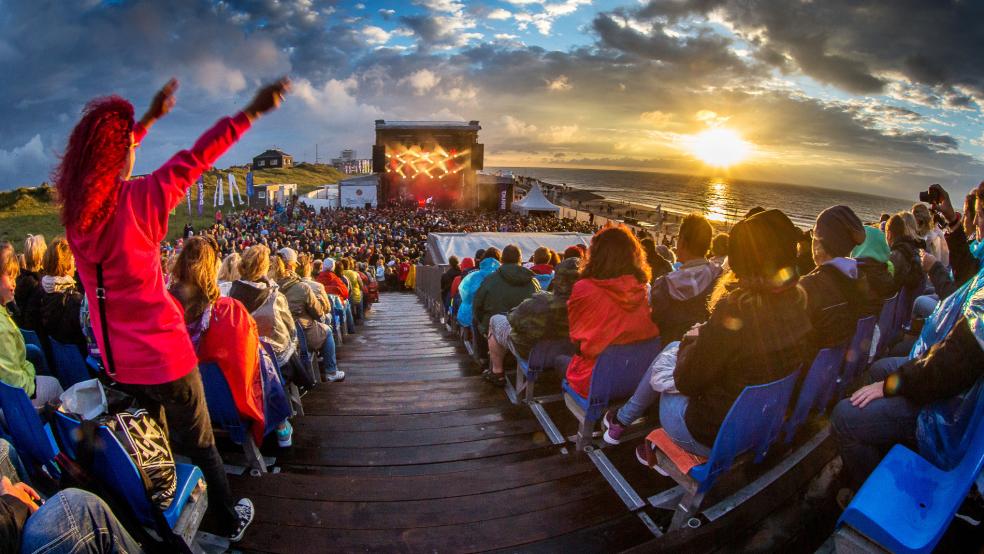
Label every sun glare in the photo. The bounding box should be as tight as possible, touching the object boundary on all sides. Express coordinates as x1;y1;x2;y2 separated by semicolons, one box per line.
689;128;752;167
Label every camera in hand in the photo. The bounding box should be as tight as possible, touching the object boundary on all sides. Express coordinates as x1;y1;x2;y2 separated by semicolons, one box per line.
919;185;941;204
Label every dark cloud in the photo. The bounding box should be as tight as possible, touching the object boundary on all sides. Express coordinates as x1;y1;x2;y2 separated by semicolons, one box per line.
633;0;984;100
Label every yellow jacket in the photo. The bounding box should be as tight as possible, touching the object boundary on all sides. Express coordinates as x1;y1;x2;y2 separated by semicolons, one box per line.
0;307;36;397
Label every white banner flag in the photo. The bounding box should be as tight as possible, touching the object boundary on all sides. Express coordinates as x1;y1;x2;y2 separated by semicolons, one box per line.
213;178;218;207
217;176;225;206
229;173;243;205
227;173;235;207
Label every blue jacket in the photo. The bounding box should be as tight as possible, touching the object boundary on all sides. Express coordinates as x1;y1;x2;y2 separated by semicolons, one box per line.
456;258;501;328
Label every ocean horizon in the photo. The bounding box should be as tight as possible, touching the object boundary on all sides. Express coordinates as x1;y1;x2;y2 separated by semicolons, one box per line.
494;166;915;230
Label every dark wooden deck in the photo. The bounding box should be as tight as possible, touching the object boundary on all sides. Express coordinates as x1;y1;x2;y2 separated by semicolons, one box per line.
230;292;664;553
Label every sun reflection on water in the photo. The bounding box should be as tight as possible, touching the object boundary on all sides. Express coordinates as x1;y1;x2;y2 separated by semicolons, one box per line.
705;180;730;223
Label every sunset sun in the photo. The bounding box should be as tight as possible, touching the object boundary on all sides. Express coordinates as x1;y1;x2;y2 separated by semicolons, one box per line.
688;128;752;167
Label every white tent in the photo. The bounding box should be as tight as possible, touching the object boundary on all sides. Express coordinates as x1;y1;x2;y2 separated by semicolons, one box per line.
424;232;592;266
511;183;561;216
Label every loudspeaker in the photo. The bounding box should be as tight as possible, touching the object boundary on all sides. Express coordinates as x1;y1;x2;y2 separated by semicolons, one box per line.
372;145;385;173
471;143;484;170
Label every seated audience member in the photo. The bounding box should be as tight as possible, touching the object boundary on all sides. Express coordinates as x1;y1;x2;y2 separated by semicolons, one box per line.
448;257;474;311
851;226;897;313
641;237;673;281
37;238;86;352
169;237;292;447
650;213;721;343
634;210;814;457
529;247;555;276
229;245;297;368
341;258;364;320
920;183;984;303
655;244;677;270
832;304;983;491
799;206;871;347
456;248;501;330
566;225;660;398
710;232;729;269
796;229;817;276
217;252;241;296
298;254;331;312
0;242;62;407
440;256;462;308
886;212;927;295
276;248;329;352
483;255;576;386
913;202;949;268
0;464;143;553
563;245;584;260
13;234;46;330
316;258;349;301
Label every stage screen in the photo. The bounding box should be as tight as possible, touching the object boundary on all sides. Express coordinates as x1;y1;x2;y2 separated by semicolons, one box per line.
383;143;469;206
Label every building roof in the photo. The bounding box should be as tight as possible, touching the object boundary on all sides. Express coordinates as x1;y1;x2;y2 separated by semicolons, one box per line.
254;149;292;159
375;120;481;131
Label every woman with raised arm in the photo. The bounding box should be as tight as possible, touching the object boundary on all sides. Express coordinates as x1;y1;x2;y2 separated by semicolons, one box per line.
55;77;290;543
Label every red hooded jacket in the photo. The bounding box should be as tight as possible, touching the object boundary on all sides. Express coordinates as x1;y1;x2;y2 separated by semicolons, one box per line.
565;275;660;397
316;270;349;301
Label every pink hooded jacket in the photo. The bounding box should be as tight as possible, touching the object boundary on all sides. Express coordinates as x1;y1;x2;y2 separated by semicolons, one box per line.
67;113;252;385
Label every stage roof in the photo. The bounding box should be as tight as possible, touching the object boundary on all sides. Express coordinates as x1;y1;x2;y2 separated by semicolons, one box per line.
375;120;481;131
424;232;592;266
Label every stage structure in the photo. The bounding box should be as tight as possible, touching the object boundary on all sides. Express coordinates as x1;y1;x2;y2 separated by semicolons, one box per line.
373;120;483;209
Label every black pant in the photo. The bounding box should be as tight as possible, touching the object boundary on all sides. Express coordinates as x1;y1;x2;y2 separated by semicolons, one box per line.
120;369;237;534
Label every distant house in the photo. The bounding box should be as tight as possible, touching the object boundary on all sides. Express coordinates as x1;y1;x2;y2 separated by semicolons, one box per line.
253;149;293;169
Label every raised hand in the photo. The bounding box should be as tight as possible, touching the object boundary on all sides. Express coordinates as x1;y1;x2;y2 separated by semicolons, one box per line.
244;77;291;122
928;184;955;224
141;78;178;126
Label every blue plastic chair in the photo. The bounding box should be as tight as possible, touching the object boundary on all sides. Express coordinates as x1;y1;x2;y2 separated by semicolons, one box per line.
649;371;800;528
533;273;554;290
832;316;877;404
0;381;61;479
562;337;663;450
199;362;268;474
48;338;91;389
52;412;206;533
24;344;50;376
19;328;43;353
837;381;984;553
515;339;576;404
294;319;316;382
874;294;901;357
784;346;845;442
261;339;302;417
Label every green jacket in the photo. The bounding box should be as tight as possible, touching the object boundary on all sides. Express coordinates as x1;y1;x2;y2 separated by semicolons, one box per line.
474;264;540;335
0;307;35;397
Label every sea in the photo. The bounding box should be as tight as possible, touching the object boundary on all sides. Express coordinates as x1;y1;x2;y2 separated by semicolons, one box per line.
493;167;913;230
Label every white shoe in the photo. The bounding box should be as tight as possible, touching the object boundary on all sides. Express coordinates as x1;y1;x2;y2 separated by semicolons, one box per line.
324;370;346;382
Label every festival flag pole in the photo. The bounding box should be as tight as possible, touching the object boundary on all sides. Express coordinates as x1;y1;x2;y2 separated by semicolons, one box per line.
197;176;204;216
186;186;192;215
246;171;254;208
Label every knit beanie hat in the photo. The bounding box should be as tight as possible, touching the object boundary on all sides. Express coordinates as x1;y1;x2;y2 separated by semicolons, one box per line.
460;257;475;271
851;226;891;264
728;209;801;284
815;205;865;257
552;257;581;296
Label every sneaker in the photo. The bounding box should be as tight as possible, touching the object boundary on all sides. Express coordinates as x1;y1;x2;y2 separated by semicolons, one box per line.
482;370;506;387
634;444;669;476
324;370;346;382
602;410;627;445
276;421;293;448
228;498;255;543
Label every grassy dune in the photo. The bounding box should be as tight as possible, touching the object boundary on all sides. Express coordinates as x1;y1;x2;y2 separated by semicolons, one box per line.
0;163;349;247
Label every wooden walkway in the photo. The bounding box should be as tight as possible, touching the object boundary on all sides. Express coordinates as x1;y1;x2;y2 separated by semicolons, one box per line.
230;292;662;553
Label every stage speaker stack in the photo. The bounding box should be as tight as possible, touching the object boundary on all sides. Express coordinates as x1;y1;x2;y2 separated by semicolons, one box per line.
471;144;484;170
372;145;385;173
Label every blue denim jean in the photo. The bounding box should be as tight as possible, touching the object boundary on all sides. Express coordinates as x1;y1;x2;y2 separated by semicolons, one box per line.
345;303;356;334
832;356;917;488
616;363;660;426
912;294;939;319
20;489;144;554
659;393;712;457
321;325;338;375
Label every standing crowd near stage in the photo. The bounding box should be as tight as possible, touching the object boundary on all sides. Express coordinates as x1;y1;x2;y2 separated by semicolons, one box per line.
0;75;982;552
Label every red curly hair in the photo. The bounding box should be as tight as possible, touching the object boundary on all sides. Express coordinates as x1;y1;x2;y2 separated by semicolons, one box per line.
580;223;651;284
53;96;134;234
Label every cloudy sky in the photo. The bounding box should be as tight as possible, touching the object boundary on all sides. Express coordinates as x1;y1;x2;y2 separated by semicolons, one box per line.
1;0;982;198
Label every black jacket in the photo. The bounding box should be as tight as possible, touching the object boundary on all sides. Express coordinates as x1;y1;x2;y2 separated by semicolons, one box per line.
888;315;983;406
40;286;85;349
13;270;43;330
800;263;873;348
675;286;815;446
650;259;721;343
473;264;539;335
856;258;896;313
440;267;462;300
889;238;927;294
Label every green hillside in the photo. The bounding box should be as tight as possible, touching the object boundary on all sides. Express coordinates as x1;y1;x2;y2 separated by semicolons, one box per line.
0;163;350;246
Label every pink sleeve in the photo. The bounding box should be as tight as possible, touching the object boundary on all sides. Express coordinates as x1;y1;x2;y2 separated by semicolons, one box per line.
133;122;148;145
132;112;251;242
